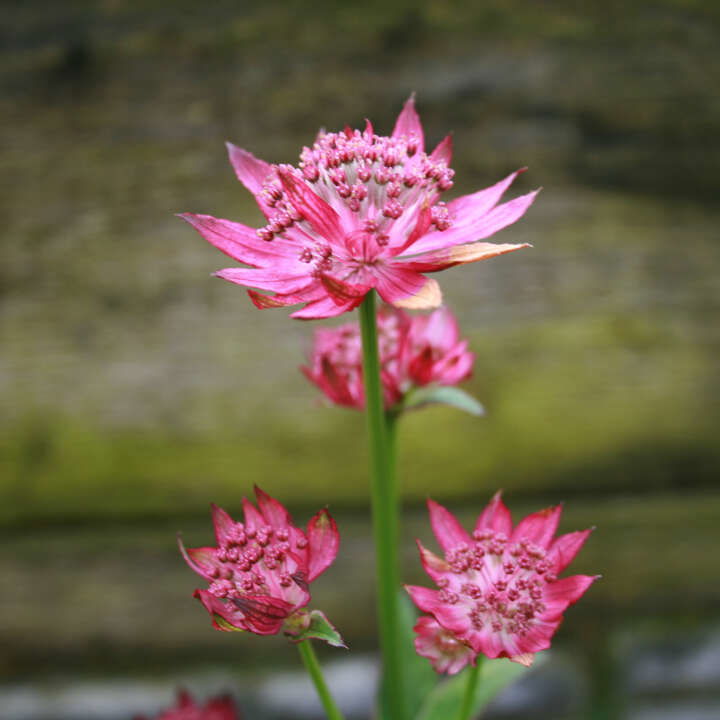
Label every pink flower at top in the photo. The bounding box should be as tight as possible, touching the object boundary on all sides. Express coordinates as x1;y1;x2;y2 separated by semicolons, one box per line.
406;493;598;667
414;615;476;675
179;96;537;319
134;689;239;720
179;486;339;635
301;305;474;410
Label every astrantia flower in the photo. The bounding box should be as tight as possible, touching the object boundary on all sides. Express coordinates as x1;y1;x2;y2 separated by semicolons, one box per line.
134;689;239;720
301;305;474;410
180;96;537;319
406;493;598;667
179;486;339;635
414;615;476;675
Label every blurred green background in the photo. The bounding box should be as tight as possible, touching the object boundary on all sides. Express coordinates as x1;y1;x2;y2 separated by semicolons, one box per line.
1;1;719;719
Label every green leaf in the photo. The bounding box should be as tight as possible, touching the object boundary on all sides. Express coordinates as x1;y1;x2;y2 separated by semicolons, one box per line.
415;655;534;720
401;386;485;417
398;593;438;718
283;609;347;649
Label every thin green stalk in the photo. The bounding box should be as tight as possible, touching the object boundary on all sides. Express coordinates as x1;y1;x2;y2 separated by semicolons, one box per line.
358;291;404;720
297;640;345;720
457;660;482;720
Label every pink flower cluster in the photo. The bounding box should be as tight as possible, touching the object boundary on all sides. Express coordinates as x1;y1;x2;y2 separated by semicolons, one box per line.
407;493;597;672
180;97;536;319
179;487;339;634
302;305;474;410
134;689;239;720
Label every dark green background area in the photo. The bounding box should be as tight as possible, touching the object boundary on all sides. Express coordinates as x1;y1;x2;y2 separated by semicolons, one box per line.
1;1;719;718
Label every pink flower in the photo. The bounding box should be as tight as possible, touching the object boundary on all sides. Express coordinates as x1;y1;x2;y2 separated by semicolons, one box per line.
180;96;537;319
406;493;598;667
134;689;239;720
414;615;476;675
301;305;474;410
179;486;339;635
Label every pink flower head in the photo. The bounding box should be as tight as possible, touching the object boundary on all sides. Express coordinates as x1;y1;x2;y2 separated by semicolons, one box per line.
179;486;339;635
133;689;239;720
414;615;476;675
179;96;537;319
301;305;474;410
406;493;598;667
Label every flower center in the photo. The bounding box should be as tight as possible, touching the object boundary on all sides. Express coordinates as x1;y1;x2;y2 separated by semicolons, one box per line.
255;125;455;260
443;530;556;638
207;522;307;600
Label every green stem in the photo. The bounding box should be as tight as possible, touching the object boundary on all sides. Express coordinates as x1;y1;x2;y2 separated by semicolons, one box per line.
457;660;482;720
297;640;345;720
358;291;404;720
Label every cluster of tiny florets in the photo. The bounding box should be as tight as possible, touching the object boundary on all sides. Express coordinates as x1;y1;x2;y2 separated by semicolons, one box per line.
441;530;557;637
255;125;455;268
206;522;307;600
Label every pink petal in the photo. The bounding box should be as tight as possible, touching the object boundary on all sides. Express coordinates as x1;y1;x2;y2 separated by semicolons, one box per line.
192;589;248;633
241;497;264;531
392;94;424;151
302;357;357;407
547;529;593;574
177;538;216;581
405;585;468;635
248;290;301;309
427;499;471;553
179;213;298;268
475;491;513;536
512;505;563;548
407;189;538;255
448;169;525;219
278;170;346;248
225;142;273;197
320;273;371;304
215;267;314;294
211;504;235;545
544;574;599;607
418;540;453;584
290;295;362;319
417;241;531;273
230;593;295;634
254;486;292;529
375;267;442;309
429;134;453;165
306;509;340;582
